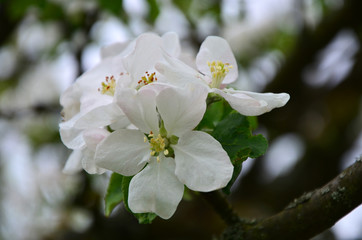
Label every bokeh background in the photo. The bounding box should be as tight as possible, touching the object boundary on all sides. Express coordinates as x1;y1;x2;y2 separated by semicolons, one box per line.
0;0;361;239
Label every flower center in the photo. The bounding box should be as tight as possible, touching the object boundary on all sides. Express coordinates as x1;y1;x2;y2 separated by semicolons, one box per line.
144;131;169;162
98;75;116;96
207;61;233;88
136;71;158;90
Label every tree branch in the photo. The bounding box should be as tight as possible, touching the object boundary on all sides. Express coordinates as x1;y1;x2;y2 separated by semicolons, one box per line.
222;159;362;240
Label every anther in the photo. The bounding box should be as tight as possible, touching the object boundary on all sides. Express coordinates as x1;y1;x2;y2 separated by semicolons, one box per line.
99;75;116;96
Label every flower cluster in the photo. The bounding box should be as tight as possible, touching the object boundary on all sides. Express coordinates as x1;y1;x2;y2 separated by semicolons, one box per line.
59;32;289;219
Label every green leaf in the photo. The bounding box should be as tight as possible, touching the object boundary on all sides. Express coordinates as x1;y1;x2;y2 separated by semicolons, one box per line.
104;173;124;217
212;111;268;164
223;162;242;195
212;111;268;194
197;100;224;131
196;99;232;132
121;175;132;212
122;175;157;224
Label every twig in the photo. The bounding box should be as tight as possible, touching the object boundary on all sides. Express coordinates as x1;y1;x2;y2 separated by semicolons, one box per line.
221;159;362;240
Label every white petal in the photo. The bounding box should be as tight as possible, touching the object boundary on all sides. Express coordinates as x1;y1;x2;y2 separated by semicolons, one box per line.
161;32;181;57
60;83;81;121
79;91;111;112
81;148;107;174
83;128;110;150
74;102;128;129
95;129;150;176
128;157;184;219
196;36;238;84
173;131;233;192
59;115;85;150
116;87;159;134
156;85;208;136
213;88;290;116
109;117;132;131
123;33;163;85
155;53;208;87
77;55;125;91
82;129;111;174
63;150;83;174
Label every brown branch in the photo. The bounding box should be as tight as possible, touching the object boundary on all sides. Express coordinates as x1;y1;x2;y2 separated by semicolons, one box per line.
221;159;362;240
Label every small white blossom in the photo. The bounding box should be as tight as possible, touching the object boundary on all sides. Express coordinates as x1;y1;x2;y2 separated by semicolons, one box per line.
95;85;233;219
156;36;290;116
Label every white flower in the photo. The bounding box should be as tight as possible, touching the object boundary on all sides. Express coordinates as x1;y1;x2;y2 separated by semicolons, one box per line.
117;32;180;91
95;85;233;219
60;32;182;174
59;51;130;174
156;36;290;116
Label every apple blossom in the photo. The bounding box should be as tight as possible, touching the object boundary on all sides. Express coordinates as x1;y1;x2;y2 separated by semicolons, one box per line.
95;85;233;219
59;52;130;174
156;36;290;116
60;32;181;174
116;32;180;91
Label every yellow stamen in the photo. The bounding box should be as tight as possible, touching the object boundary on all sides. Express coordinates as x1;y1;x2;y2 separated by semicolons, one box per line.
149;134;166;153
207;61;233;88
136;72;158;90
145;132;170;163
98;75;116;96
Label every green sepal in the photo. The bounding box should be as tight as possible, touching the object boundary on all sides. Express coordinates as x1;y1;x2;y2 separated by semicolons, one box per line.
134;212;157;224
104;172;124;217
159;120;168;137
169;135;179;145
